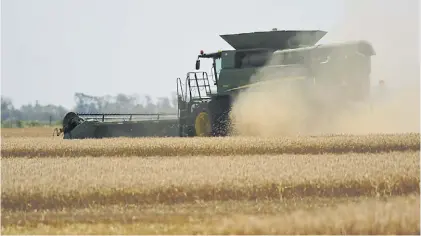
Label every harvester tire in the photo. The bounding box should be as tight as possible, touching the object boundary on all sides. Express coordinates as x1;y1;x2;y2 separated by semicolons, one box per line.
194;110;212;137
208;95;231;137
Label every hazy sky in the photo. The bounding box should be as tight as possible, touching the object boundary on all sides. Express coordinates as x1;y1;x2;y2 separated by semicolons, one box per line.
1;0;419;109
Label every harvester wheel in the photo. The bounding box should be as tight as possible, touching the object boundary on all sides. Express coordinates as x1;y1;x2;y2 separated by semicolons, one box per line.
194;111;211;137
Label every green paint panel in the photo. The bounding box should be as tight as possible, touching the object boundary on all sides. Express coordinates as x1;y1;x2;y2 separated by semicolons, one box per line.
217;68;258;94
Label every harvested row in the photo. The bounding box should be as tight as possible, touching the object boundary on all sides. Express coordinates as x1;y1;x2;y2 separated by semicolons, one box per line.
1;127;59;138
205;195;420;235
2;195;419;235
3;177;418;211
2;152;419;210
0;197;379;227
2;133;419;157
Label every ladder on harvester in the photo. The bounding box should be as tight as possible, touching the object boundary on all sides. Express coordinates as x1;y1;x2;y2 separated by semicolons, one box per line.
177;72;212;105
186;72;212;100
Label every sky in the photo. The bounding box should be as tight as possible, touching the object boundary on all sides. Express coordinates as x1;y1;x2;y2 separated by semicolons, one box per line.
1;0;419;109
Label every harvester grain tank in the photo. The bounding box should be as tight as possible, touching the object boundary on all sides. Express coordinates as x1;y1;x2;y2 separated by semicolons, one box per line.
58;29;376;139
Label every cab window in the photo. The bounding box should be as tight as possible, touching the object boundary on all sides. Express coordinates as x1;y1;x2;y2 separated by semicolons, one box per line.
215;58;222;74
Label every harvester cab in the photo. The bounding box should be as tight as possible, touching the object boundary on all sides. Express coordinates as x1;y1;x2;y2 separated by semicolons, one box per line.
195;50;223;85
59;29;376;139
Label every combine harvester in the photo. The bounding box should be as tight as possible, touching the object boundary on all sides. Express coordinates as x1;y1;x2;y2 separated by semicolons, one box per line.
56;29;376;139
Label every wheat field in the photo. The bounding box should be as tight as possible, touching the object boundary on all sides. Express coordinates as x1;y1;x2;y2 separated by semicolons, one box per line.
1;127;420;234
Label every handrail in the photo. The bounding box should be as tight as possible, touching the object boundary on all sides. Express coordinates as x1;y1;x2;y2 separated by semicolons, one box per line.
176;77;184;102
76;113;177;116
77;113;178;122
194;72;202;99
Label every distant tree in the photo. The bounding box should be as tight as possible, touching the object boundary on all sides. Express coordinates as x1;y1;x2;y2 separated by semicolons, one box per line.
1;91;178;126
170;92;178;109
156;97;172;113
1;96;14;120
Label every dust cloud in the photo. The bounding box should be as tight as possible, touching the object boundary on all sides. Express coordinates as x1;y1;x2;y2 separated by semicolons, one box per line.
229;76;314;137
229;0;419;137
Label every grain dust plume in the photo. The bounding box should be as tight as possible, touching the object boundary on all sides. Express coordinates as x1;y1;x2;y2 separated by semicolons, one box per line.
229;68;318;136
230;0;419;136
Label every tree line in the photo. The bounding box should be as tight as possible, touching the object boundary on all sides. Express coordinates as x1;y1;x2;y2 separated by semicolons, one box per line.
1;92;178;127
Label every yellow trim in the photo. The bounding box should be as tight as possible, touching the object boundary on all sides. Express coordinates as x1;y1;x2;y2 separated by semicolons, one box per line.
195;112;211;136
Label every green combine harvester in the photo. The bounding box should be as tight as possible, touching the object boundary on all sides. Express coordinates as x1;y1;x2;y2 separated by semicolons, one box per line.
57;29;375;139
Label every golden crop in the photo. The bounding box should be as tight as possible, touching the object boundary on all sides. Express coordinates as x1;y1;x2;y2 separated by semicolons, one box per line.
206;195;420;235
1;129;420;234
2;152;419;212
2;195;419;235
1;133;419;157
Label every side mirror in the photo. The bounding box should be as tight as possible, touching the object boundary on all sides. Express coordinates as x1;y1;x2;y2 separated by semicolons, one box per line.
195;59;200;70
